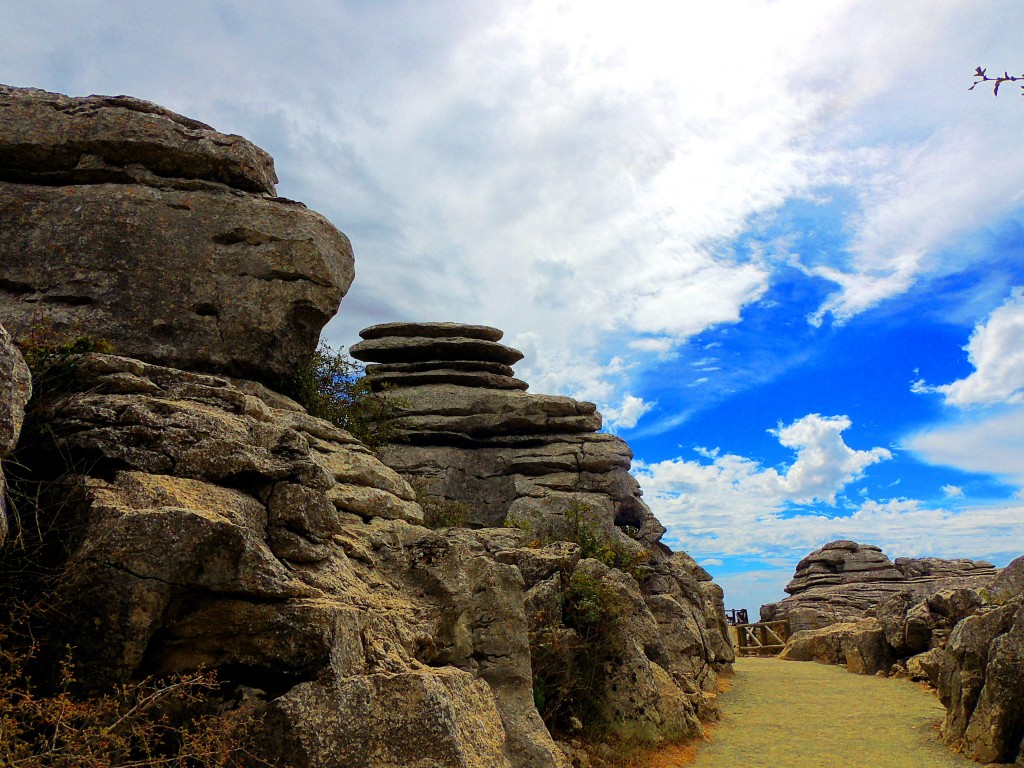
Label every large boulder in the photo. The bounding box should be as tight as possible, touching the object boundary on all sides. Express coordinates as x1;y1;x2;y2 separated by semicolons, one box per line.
20;352;569;768
761;540;997;632
0;84;354;386
939;600;1023;764
779;618;892;675
0;322;31;545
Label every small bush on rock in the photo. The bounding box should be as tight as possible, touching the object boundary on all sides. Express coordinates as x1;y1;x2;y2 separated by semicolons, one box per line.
412;482;472;529
284;342;402;451
530;569;624;736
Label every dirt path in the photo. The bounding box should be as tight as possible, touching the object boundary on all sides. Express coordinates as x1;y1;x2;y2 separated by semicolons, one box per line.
678;657;975;768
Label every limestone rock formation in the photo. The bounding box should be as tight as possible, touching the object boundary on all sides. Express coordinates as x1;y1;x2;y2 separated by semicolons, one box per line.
0;87;730;767
352;322;661;540
19;352;569;768
352;321;734;745
778;618;893;675
760;540;997;632
776;552;1024;763
0;322;31;545
936;555;1024;765
0;84;354;385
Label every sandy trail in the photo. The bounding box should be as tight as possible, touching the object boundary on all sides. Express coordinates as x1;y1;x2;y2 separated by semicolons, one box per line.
670;656;976;768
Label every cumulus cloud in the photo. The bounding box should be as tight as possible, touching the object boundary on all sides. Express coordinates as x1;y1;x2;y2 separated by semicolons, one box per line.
932;289;1024;407
602;394;655;431
638;411;1024;568
942;484;965;498
635;414;890;519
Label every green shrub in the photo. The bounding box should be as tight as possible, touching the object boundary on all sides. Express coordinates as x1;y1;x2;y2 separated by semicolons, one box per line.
529;568;625;735
419;495;472;529
283;342;403;451
515;498;651;578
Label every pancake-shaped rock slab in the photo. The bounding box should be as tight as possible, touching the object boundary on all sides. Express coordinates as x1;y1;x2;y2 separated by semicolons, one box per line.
350;336;524;366
0;84;277;194
359;321;503;342
366;360;518;377
368;369;529;391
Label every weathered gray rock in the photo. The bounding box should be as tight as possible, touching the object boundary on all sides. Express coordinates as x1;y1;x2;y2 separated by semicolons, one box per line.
939;600;1022;763
840;618;894;675
779;622;857;665
355;322;729;749
907;648;946;687
0;322;31;546
367;359;518;377
779;617;892;675
0;85;354;386
360;321;504;342
351;336;524;366
784;541;905;593
983;554;1024;606
760;540;997;632
368;368;529;391
25;352;571;768
0;84;278;193
959;604;1024;764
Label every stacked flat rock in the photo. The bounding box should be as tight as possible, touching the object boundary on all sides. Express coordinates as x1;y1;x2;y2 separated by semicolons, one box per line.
352;322;530;392
0;85;353;385
760;540;998;632
354;321;736;738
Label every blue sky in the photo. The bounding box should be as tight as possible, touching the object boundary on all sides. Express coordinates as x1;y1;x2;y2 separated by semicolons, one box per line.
4;0;1024;614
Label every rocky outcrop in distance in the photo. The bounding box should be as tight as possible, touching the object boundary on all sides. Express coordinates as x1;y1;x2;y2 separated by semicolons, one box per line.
0;84;354;386
760;540;997;632
777;545;1023;765
0;85;730;768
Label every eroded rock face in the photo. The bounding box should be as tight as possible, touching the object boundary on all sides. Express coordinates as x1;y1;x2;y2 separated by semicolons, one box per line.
27;353;568;768
0;84;354;386
939;598;1024;764
0;322;31;545
352;322;733;745
760;540;997;632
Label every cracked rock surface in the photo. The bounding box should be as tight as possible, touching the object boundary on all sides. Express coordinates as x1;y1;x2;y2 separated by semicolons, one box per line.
0;84;353;386
354;322;735;746
30;353;568;768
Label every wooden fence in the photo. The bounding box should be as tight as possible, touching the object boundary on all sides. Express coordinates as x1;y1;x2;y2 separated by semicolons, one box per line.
732;620;790;657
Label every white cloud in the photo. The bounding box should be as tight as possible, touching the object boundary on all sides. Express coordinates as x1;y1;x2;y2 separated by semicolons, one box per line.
931;289;1024;407
634;414;892;551
631;413;1022;568
4;1;1022;410
904;406;1024;487
602;394;655;431
942;484;965;498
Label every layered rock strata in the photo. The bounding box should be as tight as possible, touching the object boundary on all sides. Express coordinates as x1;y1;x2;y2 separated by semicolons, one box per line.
0;87;732;767
353;322;735;742
0;322;31;545
351;322;662;541
0;85;354;386
760;540;997;632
